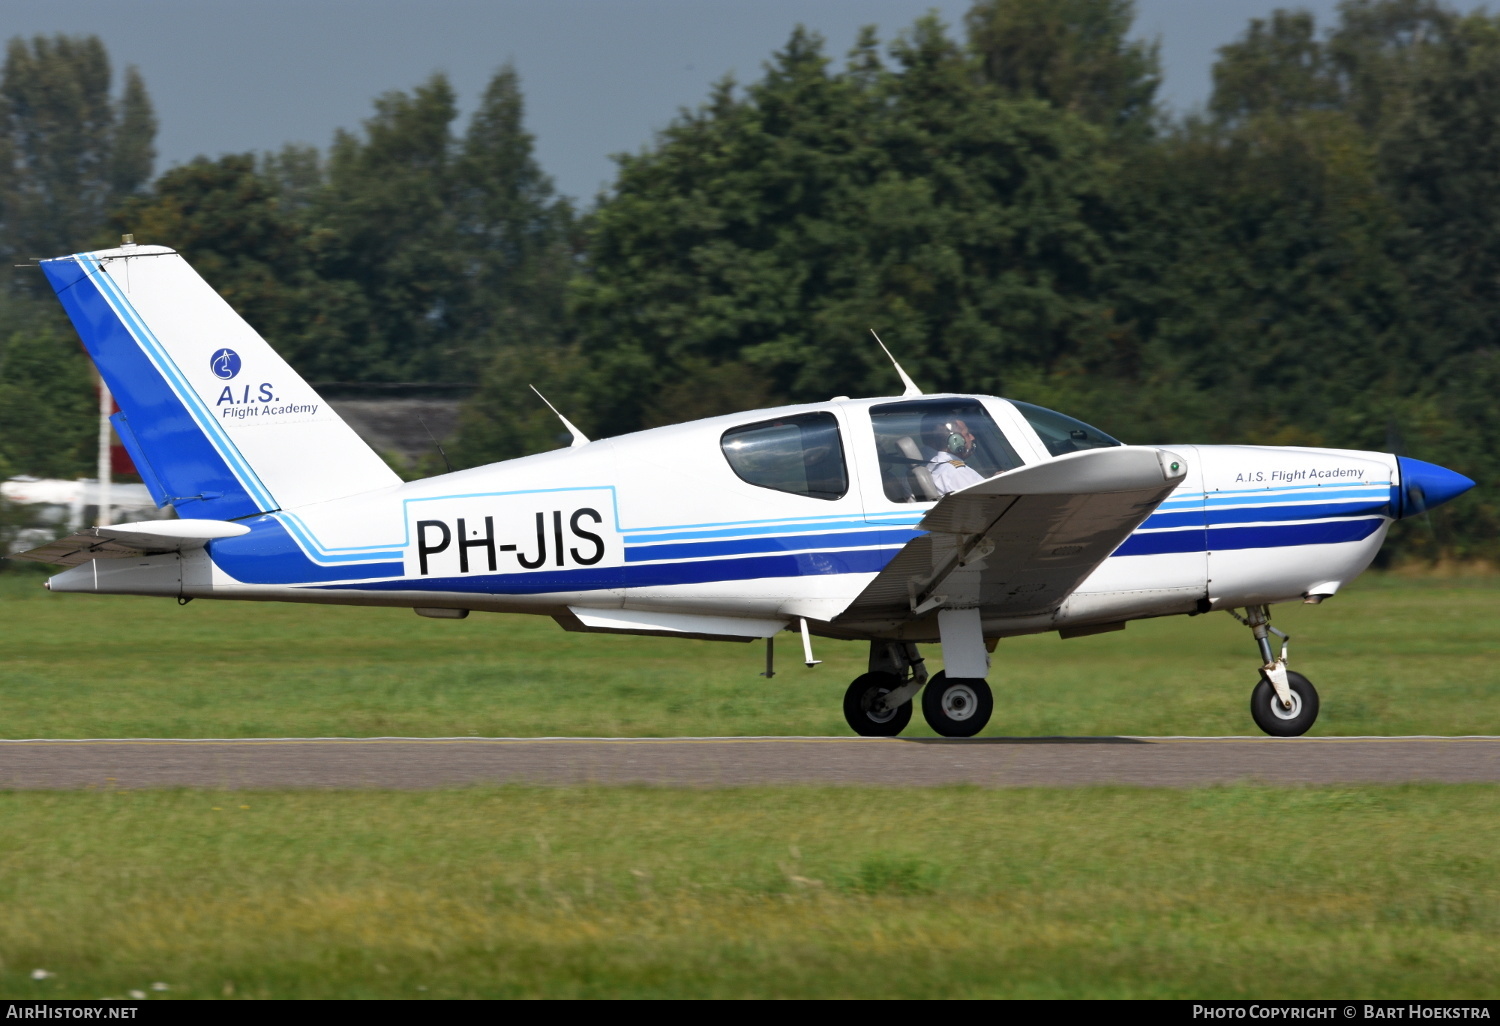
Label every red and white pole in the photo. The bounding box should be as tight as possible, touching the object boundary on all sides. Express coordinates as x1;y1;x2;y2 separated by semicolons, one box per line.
96;373;112;527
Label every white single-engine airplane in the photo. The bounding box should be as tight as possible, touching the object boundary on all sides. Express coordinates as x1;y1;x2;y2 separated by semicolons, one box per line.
20;243;1477;737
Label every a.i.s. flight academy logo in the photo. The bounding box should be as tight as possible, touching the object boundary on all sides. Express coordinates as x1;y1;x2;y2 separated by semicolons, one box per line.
210;348;241;380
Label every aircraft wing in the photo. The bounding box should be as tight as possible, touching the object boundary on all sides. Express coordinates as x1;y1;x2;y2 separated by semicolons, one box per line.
836;446;1187;626
11;519;250;568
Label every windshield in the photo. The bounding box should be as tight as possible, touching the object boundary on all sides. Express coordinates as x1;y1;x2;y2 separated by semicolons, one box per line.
1010;401;1122;457
869;398;1023;502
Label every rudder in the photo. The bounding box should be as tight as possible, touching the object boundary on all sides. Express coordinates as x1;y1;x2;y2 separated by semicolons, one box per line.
42;243;400;519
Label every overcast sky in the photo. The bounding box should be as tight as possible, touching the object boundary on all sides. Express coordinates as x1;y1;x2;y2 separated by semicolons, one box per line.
1;0;1491;202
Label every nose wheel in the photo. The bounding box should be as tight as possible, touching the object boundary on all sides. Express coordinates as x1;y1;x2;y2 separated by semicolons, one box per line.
1250;670;1319;737
921;671;993;738
1231;606;1321;736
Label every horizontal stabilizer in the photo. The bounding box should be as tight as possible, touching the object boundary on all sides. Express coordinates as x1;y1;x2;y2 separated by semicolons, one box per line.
837;446;1186;626
12;519;250;567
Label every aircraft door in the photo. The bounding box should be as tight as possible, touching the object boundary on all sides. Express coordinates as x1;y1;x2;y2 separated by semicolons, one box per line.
855;397;1028;524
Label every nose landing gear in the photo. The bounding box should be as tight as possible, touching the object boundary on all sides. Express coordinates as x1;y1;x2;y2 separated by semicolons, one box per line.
1231;606;1320;736
1250;670;1319;736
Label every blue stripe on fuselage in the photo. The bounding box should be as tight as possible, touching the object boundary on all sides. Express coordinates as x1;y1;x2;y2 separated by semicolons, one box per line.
624;529;919;562
1113;517;1384;557
208;516;403;584
210;499;1389;589
621;516;919;544
314;548;895;596
1142;498;1393;530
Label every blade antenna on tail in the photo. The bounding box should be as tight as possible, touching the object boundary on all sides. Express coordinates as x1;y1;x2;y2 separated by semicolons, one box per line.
871;329;923;397
530;385;590;447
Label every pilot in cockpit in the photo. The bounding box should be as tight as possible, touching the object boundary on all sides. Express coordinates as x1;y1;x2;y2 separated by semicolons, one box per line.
921;412;987;496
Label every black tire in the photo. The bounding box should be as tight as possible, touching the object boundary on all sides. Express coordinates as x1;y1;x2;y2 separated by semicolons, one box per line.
1250;670;1320;737
842;672;913;737
921;671;993;738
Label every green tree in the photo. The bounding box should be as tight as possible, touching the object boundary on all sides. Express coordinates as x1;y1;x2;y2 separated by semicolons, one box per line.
112;154;363;381
966;0;1159;138
306;68;575;389
563;20;1114;442
0;34;156;265
1209;9;1340;123
447;67;580;465
1357;6;1500;553
1091;0;1495;559
1329;0;1457;130
0;315;97;479
1098;112;1415;445
455;65;575;352
110;66;155;197
308;74;467;383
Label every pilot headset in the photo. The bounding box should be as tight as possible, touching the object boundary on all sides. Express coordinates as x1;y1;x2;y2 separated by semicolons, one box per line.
942;422;967;454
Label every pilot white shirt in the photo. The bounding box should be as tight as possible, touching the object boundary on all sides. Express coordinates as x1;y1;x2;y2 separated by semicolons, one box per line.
928;451;985;495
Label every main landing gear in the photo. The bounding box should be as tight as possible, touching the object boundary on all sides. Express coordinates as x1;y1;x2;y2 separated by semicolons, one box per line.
921;672;993;738
1232;605;1320;737
842;642;994;738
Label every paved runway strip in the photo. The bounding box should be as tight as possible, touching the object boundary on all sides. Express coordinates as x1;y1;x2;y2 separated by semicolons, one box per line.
1;736;1498;789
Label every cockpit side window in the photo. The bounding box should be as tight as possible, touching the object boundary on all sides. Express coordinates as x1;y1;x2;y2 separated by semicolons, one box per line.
869;398;1023;503
721;412;849;501
1009;401;1122;457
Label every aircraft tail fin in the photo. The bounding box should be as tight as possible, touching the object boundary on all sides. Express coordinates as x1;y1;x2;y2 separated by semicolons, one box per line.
41;244;400;519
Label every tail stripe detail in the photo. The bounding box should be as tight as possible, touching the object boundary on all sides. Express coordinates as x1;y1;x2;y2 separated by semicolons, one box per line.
43;255;261;518
79;254;277;512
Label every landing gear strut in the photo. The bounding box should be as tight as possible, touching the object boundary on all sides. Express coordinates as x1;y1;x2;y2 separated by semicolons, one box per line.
1231;606;1320;737
842;642;926;737
842;641;996;738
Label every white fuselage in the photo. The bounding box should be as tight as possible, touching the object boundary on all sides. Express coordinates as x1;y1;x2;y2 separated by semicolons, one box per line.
51;395;1398;644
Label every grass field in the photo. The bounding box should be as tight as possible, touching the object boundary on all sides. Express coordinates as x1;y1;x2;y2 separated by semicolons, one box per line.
2;570;1497;999
1;570;1496;737
1;785;1497;999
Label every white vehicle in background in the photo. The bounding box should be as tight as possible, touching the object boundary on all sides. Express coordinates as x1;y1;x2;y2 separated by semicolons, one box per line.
16;243;1476;738
3;476;166;555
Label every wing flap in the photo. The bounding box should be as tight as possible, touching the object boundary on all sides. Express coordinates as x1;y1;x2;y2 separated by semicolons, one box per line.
557;606;787;643
11;519;250;567
838;446;1186;626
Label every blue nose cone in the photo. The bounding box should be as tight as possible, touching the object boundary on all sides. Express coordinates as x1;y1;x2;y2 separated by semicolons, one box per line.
1395;457;1476;519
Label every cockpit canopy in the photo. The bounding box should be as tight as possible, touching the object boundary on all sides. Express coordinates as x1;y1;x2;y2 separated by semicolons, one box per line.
717;396;1121;504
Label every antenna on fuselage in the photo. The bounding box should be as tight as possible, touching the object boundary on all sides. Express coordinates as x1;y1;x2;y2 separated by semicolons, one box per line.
416;413;454;473
529;385;590;447
870;329;923;397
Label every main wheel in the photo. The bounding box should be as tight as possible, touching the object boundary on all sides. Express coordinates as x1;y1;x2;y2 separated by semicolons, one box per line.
921;671;993;738
842;672;912;737
1250;670;1320;737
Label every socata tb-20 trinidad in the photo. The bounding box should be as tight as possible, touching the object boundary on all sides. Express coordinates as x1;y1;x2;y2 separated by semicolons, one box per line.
19;243;1475;737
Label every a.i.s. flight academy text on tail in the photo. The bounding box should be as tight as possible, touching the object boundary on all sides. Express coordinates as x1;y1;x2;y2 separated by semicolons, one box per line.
20;242;1475;737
